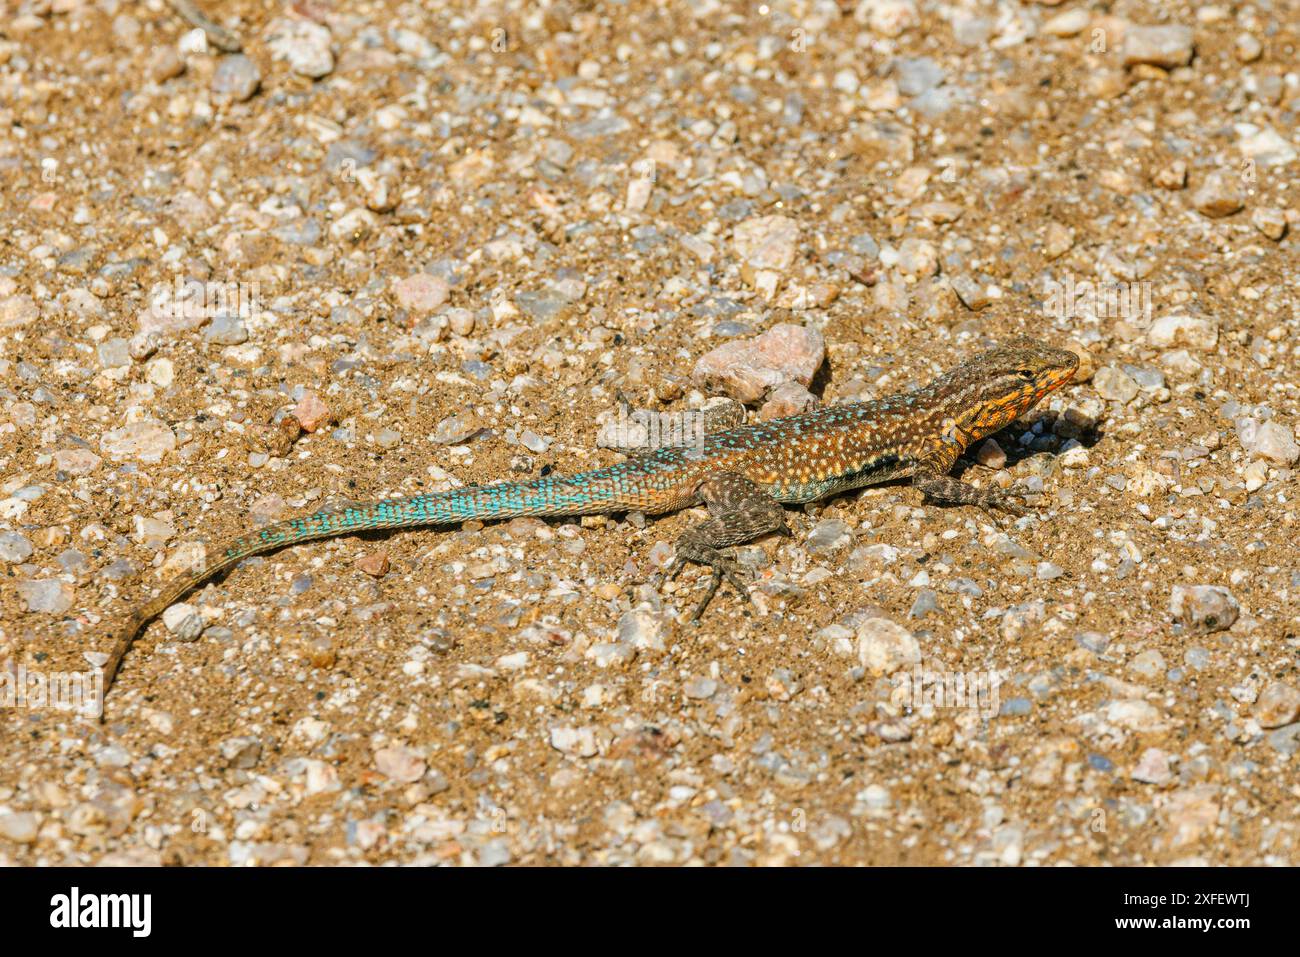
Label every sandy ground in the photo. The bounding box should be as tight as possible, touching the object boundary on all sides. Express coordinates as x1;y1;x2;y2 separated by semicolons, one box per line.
1;0;1298;865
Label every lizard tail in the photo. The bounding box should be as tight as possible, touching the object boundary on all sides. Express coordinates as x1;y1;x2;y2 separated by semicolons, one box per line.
100;471;647;712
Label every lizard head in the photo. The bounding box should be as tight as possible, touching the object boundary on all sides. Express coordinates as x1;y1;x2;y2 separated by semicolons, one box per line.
932;337;1079;441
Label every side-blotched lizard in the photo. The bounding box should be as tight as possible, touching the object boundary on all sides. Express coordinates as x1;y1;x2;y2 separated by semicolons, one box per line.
100;336;1078;710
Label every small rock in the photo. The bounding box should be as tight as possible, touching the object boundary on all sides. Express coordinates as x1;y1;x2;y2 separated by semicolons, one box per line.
266;18;334;78
1253;682;1300;729
1093;366;1139;403
1043;222;1074;259
1251;207;1287;241
101;419;176;463
806;519;851;555
1106;699;1169;733
732;215;800;271
1170;584;1239;635
974;438;1006;469
149;45;185;83
1042;9;1090;36
1152;160;1187;190
1234;33;1262;63
895;238;938;277
219;736;262;769
0;811;40;844
854;0;918;38
356;551;390;577
0;531;34;563
684;678;718;699
950;275;990;310
374;745;426;783
1121;24;1194;69
293;391;331;432
1191;171;1244;219
1237;418;1299;465
162;603;204;641
549;725;599;758
211;54;261;103
760;381;817;420
17;579;73;614
856;616;921;676
1131;747;1174;785
394;273;449;314
53;449;102;475
692;324;825;404
1147;313;1218;352
1237;126;1297;167
616;607;665;651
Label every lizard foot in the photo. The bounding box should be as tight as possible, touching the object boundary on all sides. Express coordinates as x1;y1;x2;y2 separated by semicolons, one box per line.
666;531;752;621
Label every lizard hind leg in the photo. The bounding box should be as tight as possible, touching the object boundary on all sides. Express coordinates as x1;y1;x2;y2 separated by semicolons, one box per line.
911;467;1028;517
664;472;790;621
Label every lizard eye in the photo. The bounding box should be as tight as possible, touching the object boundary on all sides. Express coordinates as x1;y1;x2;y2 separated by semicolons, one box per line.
1015;369;1035;381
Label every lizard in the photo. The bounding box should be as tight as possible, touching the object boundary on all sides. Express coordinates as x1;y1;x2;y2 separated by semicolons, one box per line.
98;336;1078;710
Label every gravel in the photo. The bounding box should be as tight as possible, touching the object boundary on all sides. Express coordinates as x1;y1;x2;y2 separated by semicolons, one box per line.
1;0;1297;869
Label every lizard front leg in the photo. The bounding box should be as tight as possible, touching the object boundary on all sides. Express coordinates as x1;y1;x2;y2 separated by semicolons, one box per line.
666;472;790;620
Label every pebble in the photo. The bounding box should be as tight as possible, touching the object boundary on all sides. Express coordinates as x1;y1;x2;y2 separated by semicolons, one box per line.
100;419;176;463
1106;700;1169;733
374;745;427;783
356;551;390;577
1152;160;1187;190
211;54;261;103
219;737;262;769
692;324;825;404
1170;584;1239;635
1042;9;1090;36
1121;24;1195;68
1043;222;1074;259
1234;33;1263;62
162;603;205;641
0;812;40;844
0;531;33;563
549;726;599;758
855;0;918;38
950;275;990;310
616;607;665;651
1250;207;1287;241
430;413;478;445
732;215;800;271
1253;682;1300;729
1236;418;1299;465
1147;313;1218;352
806;519;852;555
266;18;334;78
684;678;718;699
394;273;449;314
759;381;817;420
1131;748;1174;785
974;438;1006;469
856;616;921;676
17;579;74;614
1191;171;1244;218
293;392;331;433
1093;366;1139;403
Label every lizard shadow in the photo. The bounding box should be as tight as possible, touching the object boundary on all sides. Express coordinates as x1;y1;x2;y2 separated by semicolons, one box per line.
949;412;1105;480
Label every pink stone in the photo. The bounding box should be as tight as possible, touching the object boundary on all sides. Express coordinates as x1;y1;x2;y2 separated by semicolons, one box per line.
293;391;331;433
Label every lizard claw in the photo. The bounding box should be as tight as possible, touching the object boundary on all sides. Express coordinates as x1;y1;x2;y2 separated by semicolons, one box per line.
978;483;1030;520
667;538;753;621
